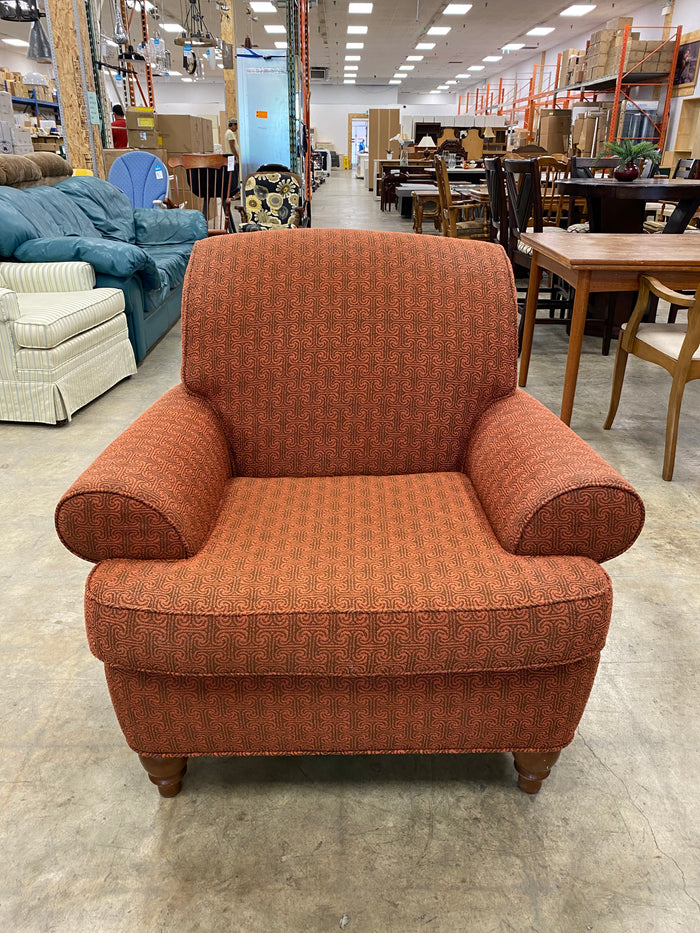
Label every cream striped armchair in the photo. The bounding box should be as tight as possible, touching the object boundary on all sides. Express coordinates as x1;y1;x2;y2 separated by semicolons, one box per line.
0;261;136;424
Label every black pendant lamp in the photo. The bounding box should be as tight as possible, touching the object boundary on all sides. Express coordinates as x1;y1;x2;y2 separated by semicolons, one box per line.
27;17;52;63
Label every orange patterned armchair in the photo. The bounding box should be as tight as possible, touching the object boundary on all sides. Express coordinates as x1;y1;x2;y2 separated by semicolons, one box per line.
55;230;644;797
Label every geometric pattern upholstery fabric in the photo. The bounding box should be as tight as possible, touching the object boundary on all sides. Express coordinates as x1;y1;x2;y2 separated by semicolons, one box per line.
84;471;613;677
182;230;519;478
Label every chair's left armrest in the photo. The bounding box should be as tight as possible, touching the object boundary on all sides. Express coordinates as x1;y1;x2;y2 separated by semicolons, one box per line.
0;261;95;292
464;391;645;563
55;385;231;562
133;208;208;246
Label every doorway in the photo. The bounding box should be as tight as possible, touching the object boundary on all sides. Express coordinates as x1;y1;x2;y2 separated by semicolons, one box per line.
349;117;368;166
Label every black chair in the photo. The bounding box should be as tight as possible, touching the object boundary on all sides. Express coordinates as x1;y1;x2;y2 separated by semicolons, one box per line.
672;158;700;179
502;158;572;351
484;157;508;248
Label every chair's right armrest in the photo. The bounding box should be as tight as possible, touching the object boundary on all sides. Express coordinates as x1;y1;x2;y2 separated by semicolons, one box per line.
0;261;96;293
55;386;231;562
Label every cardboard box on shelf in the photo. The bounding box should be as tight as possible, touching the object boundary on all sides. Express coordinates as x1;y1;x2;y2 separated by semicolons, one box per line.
126;107;156;131
127;127;161;150
200;117;214;152
538;109;572;153
31;136;62;152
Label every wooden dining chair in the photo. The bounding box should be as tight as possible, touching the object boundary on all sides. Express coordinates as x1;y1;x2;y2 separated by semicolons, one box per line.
483;156;508;248
502;157;571;350
412;190;441;234
539;156;569;227
604;276;700;481
168;154;238;235
434;156;488;240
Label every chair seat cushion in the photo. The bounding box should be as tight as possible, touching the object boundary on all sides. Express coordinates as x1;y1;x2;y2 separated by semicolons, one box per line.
13;288;125;349
86;472;611;678
623;322;700;361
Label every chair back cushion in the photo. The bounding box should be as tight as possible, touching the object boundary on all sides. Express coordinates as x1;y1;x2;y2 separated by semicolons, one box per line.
242;170;303;227
108;151;168;209
182;229;517;477
55;176;136;243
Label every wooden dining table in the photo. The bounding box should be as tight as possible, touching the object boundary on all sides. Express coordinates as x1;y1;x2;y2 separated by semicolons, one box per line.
557;177;700;234
518;231;700;425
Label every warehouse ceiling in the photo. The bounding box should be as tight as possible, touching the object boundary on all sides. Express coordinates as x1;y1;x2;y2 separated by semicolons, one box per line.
0;0;665;94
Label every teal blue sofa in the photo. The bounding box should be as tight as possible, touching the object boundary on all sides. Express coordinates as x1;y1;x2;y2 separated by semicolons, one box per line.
0;176;208;361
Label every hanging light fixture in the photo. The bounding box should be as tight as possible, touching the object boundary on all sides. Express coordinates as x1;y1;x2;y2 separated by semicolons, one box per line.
174;0;216;48
27;17;52;62
112;0;129;46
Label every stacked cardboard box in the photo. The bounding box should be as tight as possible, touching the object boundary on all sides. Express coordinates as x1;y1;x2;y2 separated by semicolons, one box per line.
562;49;587;86
538;109;572;154
11;126;34;155
583;16;675;81
571;107;611;157
0;69;57;102
126;107;161;150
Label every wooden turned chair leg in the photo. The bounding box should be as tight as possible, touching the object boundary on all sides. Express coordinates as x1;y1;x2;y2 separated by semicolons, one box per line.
139;754;188;797
512;750;561;794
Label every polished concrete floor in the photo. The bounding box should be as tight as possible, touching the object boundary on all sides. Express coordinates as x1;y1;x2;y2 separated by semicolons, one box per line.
2;169;699;933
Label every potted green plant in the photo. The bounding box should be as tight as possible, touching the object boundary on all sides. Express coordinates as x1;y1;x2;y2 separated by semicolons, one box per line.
597;139;661;181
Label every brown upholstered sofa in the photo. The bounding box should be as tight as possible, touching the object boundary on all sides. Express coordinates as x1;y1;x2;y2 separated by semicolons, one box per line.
55;230;644;797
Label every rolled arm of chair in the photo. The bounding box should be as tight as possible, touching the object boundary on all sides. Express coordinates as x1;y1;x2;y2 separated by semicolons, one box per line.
55;386;232;562
0;261;95;292
465;391;644;563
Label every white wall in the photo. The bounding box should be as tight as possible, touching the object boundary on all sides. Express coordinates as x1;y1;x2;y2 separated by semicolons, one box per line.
310;83;398;153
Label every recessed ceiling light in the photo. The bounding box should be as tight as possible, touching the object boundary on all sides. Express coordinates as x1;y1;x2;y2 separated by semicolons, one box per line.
389;79;401;84
437;85;450;89
264;24;286;33
560;4;596;15
429;89;442;94
274;41;287;49
445;79;457;84
346;42;364;48
527;27;555;36
181;77;193;82
455;73;470;78
347;25;368;34
343;79;356;84
348;2;373;11
249;1;276;11
468;64;485;70
427;26;451;35
2;38;29;47
416;43;435;50
392;73;405;79
399;65;414;70
406;55;424;61
344;65;359;71
483;55;502;62
160;23;184;32
502;43;525;51
443;4;472;13
345;55;361;60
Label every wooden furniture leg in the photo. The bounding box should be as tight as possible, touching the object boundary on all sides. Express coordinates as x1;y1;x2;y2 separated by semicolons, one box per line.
603;338;630;431
414;200;423;234
139;754;188;797
518;258;543;386
560;271;591;425
513;750;561;794
663;370;690;481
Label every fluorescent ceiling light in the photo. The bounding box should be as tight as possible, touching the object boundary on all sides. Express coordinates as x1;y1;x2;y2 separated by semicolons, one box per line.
181;77;193;82
406;55;423;61
264;24;286;33
347;25;368;34
274;41;287;49
344;79;356;84
427;26;451;35
502;43;525;51
455;73;470;78
527;27;555;36
416;42;435;50
160;23;184;32
217;63;224;68
429;89;442;94
483;55;502;62
249;1;276;11
345;55;361;60
560;5;596;16
389;79;401;84
346;42;364;48
399;65;414;70
443;4;472;13
348;2;373;11
166;70;181;76
468;64;485;70
3;38;29;47
437;85;450;89
126;0;155;9
445;79;457;84
344;65;359;70
392;73;405;79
